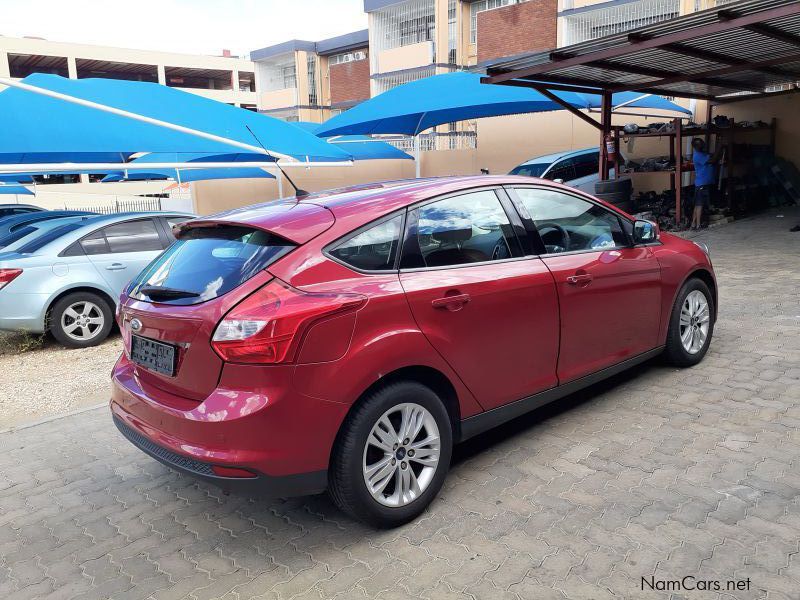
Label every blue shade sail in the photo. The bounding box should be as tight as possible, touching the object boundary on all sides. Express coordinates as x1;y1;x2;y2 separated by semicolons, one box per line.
0;75;352;163
315;72;691;137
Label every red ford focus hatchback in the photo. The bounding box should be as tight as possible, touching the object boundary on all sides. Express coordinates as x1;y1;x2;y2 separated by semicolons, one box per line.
111;176;716;527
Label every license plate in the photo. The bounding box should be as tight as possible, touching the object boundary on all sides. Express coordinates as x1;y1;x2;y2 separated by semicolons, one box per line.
131;335;177;377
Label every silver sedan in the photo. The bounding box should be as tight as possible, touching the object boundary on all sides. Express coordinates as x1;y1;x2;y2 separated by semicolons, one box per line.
0;211;193;347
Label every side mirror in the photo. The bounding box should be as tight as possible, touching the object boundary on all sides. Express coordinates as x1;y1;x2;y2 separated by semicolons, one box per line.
553;178;565;184
633;219;658;244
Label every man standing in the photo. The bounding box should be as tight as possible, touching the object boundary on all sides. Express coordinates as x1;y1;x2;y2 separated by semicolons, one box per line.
690;138;724;230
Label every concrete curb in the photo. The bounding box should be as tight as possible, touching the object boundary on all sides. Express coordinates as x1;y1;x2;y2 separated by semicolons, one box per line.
0;402;107;435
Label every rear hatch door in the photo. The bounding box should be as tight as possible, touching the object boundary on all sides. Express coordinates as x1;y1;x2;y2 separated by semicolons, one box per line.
119;208;332;400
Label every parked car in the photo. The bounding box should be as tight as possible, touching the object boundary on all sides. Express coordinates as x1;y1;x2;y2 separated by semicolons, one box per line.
0;203;44;220
0;211;193;347
509;147;614;193
0;210;97;250
111;176;716;527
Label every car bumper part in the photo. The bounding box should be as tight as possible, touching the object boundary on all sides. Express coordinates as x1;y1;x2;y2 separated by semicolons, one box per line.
110;354;349;497
112;415;327;497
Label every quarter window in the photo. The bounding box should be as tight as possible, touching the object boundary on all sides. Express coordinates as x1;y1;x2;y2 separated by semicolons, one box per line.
329;215;403;271
514;188;627;254
79;230;110;255
407;190;519;268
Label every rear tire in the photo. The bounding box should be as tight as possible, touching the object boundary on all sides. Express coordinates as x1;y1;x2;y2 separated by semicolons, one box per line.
664;278;714;367
50;292;113;348
329;381;453;528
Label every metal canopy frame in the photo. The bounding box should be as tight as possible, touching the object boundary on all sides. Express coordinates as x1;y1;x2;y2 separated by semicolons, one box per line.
483;1;800;101
481;0;800;213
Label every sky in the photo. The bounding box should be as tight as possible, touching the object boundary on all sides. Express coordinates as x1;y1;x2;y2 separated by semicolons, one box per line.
0;0;368;57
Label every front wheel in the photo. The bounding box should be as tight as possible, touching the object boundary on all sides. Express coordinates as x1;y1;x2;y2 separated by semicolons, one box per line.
664;278;714;367
329;381;453;528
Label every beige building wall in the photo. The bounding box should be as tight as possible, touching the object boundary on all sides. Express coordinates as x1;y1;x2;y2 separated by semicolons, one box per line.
192;159;416;214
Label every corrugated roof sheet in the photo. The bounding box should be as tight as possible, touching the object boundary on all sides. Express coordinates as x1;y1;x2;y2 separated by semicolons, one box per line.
484;0;800;101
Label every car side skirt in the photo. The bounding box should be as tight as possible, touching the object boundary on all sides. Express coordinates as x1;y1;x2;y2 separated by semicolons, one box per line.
458;346;665;442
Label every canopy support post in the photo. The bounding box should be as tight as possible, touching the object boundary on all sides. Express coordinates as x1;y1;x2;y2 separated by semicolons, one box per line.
277;171;284;198
414;135;421;178
599;90;613;180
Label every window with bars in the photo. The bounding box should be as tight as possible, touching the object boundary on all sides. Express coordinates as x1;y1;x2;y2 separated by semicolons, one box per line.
258;55;298;92
370;0;436;73
560;0;680;46
373;66;435;95
448;0;458;64
329;50;368;65
307;55;318;105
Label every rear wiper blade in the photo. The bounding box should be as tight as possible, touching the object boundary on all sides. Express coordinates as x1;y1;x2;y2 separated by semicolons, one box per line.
138;285;200;300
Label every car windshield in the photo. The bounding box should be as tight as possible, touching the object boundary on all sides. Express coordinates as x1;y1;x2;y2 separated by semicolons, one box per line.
509;163;550;178
129;225;296;306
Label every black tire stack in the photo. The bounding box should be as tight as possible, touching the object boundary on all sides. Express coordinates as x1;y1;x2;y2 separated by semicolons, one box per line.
594;177;633;214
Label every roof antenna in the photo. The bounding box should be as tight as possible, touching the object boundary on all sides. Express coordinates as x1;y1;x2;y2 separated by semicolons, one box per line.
245;125;309;198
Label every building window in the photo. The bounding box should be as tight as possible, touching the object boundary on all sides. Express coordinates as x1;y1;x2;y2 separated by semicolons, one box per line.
307;55;318;105
330;50;368;65
561;0;680;46
471;0;525;44
373;66;435;95
448;0;457;64
370;0;436;73
282;64;297;89
238;71;255;92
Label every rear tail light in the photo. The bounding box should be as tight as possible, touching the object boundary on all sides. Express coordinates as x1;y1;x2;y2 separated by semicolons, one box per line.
211;280;365;364
0;269;22;290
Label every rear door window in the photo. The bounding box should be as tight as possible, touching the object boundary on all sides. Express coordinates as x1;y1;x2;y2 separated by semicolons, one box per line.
572;152;600;179
103;219;165;252
545;158;577;182
328;214;403;271
402;190;522;268
130;226;295;305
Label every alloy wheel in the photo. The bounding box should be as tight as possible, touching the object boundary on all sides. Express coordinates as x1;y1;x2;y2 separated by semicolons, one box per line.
61;301;105;342
362;402;441;508
679;290;710;354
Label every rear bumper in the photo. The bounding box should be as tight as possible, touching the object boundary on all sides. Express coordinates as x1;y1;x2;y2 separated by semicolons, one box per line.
110;354;350;498
113;415;327;497
0;292;47;332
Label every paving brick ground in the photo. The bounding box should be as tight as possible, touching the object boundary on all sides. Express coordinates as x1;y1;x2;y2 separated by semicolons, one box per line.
1;208;799;600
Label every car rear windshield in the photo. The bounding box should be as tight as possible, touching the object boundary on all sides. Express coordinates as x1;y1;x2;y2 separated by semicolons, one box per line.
509;163;549;178
16;222;86;254
0;226;36;249
129;225;295;305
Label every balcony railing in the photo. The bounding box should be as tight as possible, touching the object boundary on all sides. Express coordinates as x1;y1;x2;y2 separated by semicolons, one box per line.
560;0;680;46
384;131;478;152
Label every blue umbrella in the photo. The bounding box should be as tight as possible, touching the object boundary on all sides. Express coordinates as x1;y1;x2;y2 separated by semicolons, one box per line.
316;72;585;137
101;167;275;183
0;174;33;183
295;123;412;161
0;74;352;164
0;185;34;196
316;72;690;138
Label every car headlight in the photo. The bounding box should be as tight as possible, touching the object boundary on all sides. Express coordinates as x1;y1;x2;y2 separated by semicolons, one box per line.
694;241;711;259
